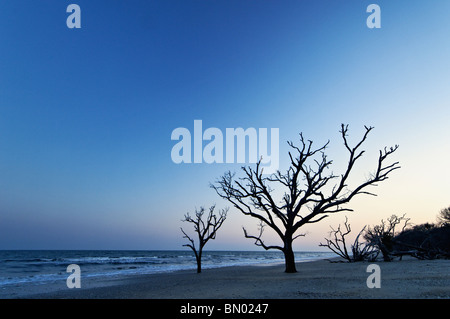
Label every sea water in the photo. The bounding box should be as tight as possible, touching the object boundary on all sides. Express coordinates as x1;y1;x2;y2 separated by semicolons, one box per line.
0;250;334;287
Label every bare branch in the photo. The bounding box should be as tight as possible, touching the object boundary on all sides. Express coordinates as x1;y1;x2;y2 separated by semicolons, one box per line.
243;222;283;251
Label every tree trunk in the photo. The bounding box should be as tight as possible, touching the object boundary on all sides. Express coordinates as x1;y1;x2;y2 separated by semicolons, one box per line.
283;239;297;273
196;250;202;273
379;244;393;262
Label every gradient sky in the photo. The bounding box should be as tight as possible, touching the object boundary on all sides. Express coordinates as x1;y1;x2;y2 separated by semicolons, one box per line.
0;1;449;250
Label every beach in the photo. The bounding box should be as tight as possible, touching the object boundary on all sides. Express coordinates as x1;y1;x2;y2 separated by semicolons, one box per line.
4;257;449;299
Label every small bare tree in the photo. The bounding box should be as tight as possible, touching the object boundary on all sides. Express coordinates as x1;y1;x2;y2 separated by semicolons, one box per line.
319;217;377;262
212;124;400;273
364;214;410;261
180;205;228;273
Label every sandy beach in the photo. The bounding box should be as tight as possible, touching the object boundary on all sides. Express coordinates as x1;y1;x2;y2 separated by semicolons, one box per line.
3;257;449;299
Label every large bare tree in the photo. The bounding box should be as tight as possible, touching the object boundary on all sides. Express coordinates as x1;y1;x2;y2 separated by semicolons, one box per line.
181;205;228;273
212;124;400;273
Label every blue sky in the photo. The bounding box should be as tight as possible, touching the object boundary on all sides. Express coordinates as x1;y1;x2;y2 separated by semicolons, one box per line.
0;1;449;250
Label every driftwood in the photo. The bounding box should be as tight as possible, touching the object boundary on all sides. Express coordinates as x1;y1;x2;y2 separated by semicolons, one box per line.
392;240;450;260
319;217;378;262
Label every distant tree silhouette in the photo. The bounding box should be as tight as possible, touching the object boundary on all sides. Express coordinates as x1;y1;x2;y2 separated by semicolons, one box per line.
437;206;450;226
393;221;450;260
180;205;228;273
212;124;400;273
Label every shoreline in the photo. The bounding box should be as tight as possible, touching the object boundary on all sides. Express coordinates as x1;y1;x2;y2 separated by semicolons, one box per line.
3;257;449;299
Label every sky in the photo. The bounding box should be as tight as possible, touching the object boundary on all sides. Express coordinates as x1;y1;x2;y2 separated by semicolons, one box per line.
0;0;449;251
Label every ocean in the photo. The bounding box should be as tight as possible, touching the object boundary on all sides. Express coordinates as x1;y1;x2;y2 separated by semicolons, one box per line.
0;250;335;288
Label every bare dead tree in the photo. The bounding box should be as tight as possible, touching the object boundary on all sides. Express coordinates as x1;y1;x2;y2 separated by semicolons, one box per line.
212;124;400;273
180;205;228;273
364;214;411;261
319;217;378;262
